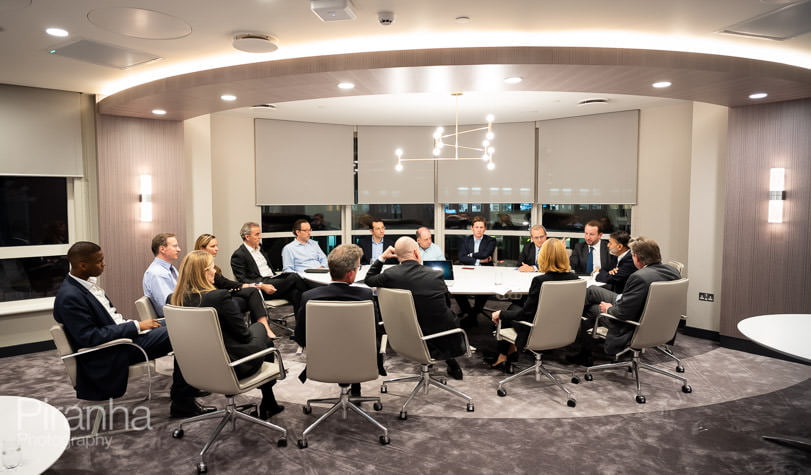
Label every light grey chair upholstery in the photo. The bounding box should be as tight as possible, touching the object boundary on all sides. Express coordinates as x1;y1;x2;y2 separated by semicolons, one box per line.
163;305;287;473
134;295;158;322
495;279;587;407
583;278;692;403
50;322;154;441
298;300;388;448
377;288;474;420
657;259;687;372
263;296;296;333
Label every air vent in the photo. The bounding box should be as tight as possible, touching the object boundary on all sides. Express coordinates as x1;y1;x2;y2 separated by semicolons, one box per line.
720;0;811;40
49;39;161;69
251;104;277;109
578;98;608;106
233;34;278;53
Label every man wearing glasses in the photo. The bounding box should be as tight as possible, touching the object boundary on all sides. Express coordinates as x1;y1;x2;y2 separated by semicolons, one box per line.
281;219;328;273
517;225;548;272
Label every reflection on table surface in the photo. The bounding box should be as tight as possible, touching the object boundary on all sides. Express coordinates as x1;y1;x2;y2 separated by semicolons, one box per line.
0;396;70;475
301;264;599;296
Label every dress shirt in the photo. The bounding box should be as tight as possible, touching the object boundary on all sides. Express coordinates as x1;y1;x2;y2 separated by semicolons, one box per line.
244;242;275;278
281;239;328;273
70;274;139;331
589;243;602;274
371;239;384;262
473;237;482;266
142;257;178;317
419;242;445;261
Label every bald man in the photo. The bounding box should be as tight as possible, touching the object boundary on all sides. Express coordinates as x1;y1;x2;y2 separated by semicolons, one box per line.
364;237;466;380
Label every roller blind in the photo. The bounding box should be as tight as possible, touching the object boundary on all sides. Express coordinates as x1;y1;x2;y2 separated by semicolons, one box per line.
537;110;638;204
255;119;354;205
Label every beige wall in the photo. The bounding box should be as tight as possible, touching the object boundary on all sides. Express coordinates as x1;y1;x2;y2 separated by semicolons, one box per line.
184;115;213;251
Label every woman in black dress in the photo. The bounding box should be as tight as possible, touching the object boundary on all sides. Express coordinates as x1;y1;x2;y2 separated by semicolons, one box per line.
489;239;580;371
170;250;284;419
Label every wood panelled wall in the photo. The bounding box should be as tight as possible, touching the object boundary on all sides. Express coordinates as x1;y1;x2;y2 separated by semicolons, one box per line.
96;115;186;319
721;99;811;338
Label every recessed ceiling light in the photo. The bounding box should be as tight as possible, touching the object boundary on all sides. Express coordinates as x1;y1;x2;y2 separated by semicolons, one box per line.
504;76;523;84
337;82;355;89
220;94;237;101
151;109;167;115
251;104;276;109
578;98;608;106
45;27;69;37
652;81;672;88
455;16;471;24
749;92;768;99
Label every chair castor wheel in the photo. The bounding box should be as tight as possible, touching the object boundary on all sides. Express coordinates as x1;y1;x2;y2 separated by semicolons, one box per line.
466;402;474;412
303;405;312;415
584;373;594;381
676;365;685;373
635;394;646;404
571;376;580;384
297;439;308;449
172;429;184;439
497;388;507;397
373;401;383;411
197;462;207;473
399;411;407;420
567;399;576;408
277;438;287;447
380;385;388;393
379;435;390;445
682;384;692;393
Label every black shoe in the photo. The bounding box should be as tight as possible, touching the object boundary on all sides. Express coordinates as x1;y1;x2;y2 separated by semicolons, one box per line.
446;360;463;380
490;362;513;374
350;383;362;398
460;316;478;329
259;404;285;420
170;399;217;418
191;389;211;398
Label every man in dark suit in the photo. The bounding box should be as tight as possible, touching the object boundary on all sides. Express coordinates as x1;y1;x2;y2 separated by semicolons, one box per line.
53;241;215;418
365;237;466;380
574;238;681;363
570;219;617;275
517;225;548;272
594;230;637;293
230;221;309;311
294;244;385;396
357;218;397;265
455;216;497;327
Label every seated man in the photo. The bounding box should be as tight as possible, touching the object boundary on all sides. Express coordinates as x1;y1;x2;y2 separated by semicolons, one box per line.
572;238;681;365
357;218;396;265
365;237;466;380
416;226;445;261
294;244;385;396
281;219;328;273
54;241;214;417
230;221;309;312
517;225;548;272
570;220;616;275
142;233;181;317
454;216;497;327
594;230;636;293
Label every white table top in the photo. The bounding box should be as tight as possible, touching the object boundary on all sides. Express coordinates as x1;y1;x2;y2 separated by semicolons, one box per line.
302;264;598;297
0;396;70;475
737;314;811;364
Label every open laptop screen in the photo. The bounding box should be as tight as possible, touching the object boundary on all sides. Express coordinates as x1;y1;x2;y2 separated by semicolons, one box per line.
423;260;454;281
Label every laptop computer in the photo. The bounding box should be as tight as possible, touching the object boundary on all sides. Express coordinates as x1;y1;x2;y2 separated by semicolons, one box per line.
423;260;454;285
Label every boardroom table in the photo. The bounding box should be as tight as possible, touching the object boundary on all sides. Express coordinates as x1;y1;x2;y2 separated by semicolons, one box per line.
0;396;71;474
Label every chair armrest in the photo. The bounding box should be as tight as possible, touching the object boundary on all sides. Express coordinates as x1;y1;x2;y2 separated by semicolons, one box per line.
513;320;534;328
68;339;151;368
228;347;286;380
592;312;639;338
422;327;472;358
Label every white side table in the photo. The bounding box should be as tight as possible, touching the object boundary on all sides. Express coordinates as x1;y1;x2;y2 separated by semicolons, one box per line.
0;396;70;474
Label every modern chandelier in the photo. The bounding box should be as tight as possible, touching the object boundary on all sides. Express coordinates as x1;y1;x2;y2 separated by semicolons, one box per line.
395;92;495;171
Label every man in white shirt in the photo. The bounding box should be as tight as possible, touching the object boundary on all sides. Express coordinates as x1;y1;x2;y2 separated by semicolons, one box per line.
569;220;616;275
142;233;181;317
518;225;548;272
281;219;328;273
416;226;445;261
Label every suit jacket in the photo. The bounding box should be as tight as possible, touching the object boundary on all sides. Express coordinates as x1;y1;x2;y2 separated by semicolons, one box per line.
294;282;376;347
604;263;682;354
357;235;397;265
518;241;541;268
594;251;637;293
458;235;497;266
53;276;140;400
231;243;274;283
570;240;616;275
365;259;463;359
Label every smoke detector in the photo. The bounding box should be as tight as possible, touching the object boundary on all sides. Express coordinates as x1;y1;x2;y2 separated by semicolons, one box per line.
232;33;278;53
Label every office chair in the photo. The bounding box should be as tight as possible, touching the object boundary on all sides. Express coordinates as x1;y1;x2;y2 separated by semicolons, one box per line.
298;300;388;448
582;278;692;403
495;279;587;407
163;305;287;474
657;259;687;372
134;295;158;322
377;288;474;420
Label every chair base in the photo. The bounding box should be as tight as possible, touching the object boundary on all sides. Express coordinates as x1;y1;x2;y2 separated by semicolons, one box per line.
299;385;388;447
653;344;685;373
381;363;474;419
496;350;577;407
584;349;691;403
172;396;286;471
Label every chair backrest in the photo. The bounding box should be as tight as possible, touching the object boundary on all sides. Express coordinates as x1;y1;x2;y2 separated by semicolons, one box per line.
376;288;432;364
49;323;78;386
163;305;242;395
135;296;158;321
305;300;379;384
630;278;689;349
524;279;587;351
663;259;685;278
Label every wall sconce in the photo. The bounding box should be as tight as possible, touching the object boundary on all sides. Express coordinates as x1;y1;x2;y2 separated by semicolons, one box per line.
768;168;785;223
139;174;152;222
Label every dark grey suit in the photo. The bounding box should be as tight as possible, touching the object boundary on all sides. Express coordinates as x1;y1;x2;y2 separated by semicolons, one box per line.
230;243;308;311
594;251;637;293
518;241;541;268
357;235;397;265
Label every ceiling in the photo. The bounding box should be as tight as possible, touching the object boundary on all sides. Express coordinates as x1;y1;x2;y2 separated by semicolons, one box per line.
2;0;810;125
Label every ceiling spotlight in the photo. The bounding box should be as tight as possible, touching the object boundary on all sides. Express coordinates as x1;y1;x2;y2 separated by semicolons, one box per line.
749;92;768;99
232;33;278;53
151;109;167;115
652;81;672;88
251;104;277;109
220;94;237;101
504;76;523;84
46;27;69;37
337;82;355;90
578;98;608;106
455;16;471;24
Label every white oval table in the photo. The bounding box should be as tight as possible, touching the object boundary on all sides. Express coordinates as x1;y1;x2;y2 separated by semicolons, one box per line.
0;396;70;474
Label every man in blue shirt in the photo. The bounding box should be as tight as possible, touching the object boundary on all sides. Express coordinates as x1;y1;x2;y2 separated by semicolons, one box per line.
416;226;445;261
358;218;396;265
142;232;181;317
281;219;328;273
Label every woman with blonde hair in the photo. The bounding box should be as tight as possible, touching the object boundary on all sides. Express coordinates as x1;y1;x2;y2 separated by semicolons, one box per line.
489;239;580;372
171;250;284;419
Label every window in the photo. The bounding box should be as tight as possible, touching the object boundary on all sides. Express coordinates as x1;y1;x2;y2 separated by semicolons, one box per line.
351;204;433;231
443;203;532;231
260;205;342;232
541;204;631;234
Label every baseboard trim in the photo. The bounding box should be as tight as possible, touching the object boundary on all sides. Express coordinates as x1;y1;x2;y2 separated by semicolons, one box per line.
720;335;809;365
681;326;720;341
0;340;55;358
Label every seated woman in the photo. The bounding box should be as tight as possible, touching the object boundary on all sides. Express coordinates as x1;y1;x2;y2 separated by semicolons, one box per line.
170;250;284;419
489;239;579;372
194;234;275;338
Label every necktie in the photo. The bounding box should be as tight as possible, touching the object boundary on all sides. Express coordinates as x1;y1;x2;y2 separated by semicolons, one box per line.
170;266;178;282
586;246;594;273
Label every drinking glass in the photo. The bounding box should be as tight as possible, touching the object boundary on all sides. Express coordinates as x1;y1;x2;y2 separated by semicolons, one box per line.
2;437;22;470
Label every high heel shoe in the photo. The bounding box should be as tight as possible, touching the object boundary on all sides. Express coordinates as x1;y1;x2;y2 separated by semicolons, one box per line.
259;403;285;420
489;361;514;374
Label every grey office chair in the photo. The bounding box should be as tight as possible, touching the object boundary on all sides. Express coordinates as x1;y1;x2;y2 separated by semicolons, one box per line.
377;288;474;420
298;300;388;448
134;295;158;322
583;278;692;403
657;259;687;372
263;296;296;333
50;323;155;441
163;305;287;473
495;279;587;407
